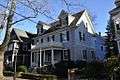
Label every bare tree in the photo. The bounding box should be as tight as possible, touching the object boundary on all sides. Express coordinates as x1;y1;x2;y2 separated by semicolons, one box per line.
0;0;52;79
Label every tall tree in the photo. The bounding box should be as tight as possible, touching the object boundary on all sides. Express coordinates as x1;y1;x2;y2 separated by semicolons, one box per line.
105;17;120;79
105;18;119;58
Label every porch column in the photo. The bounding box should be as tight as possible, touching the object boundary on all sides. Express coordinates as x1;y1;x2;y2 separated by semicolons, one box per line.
43;50;45;66
39;50;42;67
35;52;37;67
51;49;54;65
36;51;39;67
30;52;32;67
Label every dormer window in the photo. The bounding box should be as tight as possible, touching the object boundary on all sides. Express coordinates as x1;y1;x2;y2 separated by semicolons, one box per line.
61;16;68;26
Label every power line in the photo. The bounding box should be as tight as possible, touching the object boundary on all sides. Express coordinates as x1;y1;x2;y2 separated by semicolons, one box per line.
18;0;56;21
63;0;70;13
0;3;38;24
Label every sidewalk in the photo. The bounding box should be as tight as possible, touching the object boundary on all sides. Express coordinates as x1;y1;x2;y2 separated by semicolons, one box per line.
5;77;29;80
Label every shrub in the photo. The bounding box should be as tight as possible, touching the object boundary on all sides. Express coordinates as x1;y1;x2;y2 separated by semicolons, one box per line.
21;73;57;80
3;71;14;76
17;65;28;73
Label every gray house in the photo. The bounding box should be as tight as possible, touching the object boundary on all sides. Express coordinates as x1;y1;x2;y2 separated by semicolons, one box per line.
30;10;105;68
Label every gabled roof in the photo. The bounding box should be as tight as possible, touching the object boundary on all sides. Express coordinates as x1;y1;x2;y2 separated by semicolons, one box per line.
12;28;35;42
70;10;85;26
58;10;68;18
109;7;120;15
41;10;85;35
13;28;29;38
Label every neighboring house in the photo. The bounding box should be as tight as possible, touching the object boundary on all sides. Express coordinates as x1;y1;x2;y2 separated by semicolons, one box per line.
4;28;35;70
31;10;106;68
109;0;120;54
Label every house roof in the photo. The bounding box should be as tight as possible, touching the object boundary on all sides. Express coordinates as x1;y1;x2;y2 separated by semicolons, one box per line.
115;0;120;3
70;10;85;26
14;28;29;38
109;7;120;15
13;28;35;42
41;10;85;35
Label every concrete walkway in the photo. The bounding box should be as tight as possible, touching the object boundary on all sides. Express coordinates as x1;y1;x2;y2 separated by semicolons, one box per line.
5;77;29;80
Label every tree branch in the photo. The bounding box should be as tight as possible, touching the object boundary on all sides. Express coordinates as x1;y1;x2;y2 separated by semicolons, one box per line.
12;16;36;25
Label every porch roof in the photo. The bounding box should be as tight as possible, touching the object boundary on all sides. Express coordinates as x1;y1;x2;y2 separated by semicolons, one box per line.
31;42;64;50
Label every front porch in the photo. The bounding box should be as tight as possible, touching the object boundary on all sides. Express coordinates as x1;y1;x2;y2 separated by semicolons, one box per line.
31;48;70;68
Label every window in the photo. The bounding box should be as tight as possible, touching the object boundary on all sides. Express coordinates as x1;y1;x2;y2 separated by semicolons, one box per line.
79;32;82;41
83;50;87;59
32;53;34;62
52;35;55;41
91;51;95;59
41;26;43;33
101;46;103;51
116;24;120;30
41;38;43;43
83;33;85;41
8;43;14;51
37;28;39;34
65;17;68;25
23;43;28;51
85;23;88;31
66;31;69;41
63;49;70;61
38;53;40;67
45;50;51;62
60;33;63;42
47;37;50;42
61;16;68;26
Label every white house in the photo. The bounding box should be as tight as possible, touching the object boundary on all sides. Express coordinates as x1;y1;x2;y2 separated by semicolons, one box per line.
109;0;120;54
30;10;105;68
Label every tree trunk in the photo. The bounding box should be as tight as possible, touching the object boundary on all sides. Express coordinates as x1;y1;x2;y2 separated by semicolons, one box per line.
0;48;5;80
0;0;16;79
